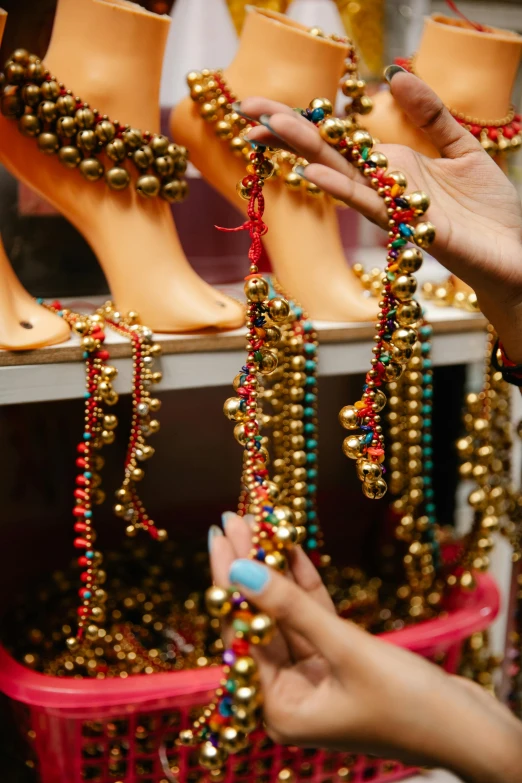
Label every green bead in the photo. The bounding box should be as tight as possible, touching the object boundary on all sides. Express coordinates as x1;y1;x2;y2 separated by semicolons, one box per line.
306;439;318;450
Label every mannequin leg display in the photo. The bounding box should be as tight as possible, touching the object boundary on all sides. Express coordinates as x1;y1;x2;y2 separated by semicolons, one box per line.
0;0;244;333
0;230;71;351
171;9;378;323
365;15;522;159
0;9;70;351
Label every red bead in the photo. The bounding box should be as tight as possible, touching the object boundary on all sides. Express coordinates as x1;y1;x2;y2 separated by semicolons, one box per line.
80;571;90;583
149;526;158;540
97;350;110;361
504;127;515;139
79;587;91;599
74;488;87;500
78;557;89;567
488;128;498;141
77;443;88;454
232;638;249;655
73;506;87;517
74;537;89;549
51;300;62;310
76;475;87;486
513;122;521;133
237;386;249;397
74;522;87;533
78;607;89;617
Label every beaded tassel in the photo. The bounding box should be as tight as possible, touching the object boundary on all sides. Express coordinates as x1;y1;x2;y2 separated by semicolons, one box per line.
300;99;435;498
102;304;167;541
179;145;307;769
42;302;117;646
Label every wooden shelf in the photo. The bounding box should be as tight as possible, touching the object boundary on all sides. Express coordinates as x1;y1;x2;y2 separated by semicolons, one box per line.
0;295;487;406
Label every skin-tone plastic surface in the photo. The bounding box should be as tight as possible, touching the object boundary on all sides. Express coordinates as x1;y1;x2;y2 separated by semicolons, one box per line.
365;14;522;159
0;0;244;333
171;8;377;323
0;9;70;351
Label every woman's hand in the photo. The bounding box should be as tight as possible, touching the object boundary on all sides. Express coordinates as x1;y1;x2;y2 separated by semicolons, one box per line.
210;514;522;783
238;69;522;360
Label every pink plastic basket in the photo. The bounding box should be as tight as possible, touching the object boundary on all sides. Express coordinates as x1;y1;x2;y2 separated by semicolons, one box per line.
0;572;499;783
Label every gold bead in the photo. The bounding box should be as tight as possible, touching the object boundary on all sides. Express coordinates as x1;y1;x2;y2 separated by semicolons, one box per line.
341;78;365;98
391;274;417;301
264;326;281;345
220;726;248;753
150;134;169;157
481;136;497;156
384;361;404;381
80;158;104;182
156;528;168;542
125;524;137;537
356;459;382;482
397;247;423;274
264;550;287;571
161;179;187;203
101;429;115;445
351;129;373;150
368;151;388;169
231;656;258;682
353;95;373;115
106;167;131;191
86;624;99;641
258;350;278;375
230;136;248;156
387;171;407;194
66;636;80;651
284;170;303;189
248;613;275;645
253;158;275;180
11;48;30;65
231;707;257;733
223;397;245;422
396;300;422;326
392;327;416;350
131;467;144;482
177;729;195;747
149;398;161;412
309;97;333;116
136;175;161;198
268;297;290;323
37;132;60;155
205;586;232;618
414;222;436;248
468;488;488;511
339;405;359;430
407;191;430;216
318;117;345;145
373;389;387;411
342;435;365;460
244;276;269;303
305;180;322;197
234;685;259;710
510;134;522;152
273;506;295;525
274;525;297;548
362;477;387;499
200;101;218;122
233;422;248;445
18;114;41;137
199;742;227;770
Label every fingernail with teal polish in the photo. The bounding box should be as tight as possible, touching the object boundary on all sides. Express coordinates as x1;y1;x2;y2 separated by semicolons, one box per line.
208;524;223;552
232;103;258;123
231;101;242;112
384;64;406;83
221;510;236;529
229;559;270;594
294;164;309;180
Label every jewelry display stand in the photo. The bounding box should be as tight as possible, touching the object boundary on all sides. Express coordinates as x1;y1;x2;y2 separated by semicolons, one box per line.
0;0;244;333
364;14;522;159
171;8;378;323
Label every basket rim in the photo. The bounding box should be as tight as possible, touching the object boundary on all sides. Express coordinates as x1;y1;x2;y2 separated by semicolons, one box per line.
0;572;499;710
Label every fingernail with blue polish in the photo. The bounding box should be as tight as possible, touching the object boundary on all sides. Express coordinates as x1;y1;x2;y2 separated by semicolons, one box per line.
208;524;223;552
384;64;406;84
229;559;270;594
232;102;258;124
294;164;309;180
221;510;236;529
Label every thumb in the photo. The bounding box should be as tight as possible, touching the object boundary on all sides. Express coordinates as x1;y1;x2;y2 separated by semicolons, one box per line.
384;66;483;160
229;559;353;665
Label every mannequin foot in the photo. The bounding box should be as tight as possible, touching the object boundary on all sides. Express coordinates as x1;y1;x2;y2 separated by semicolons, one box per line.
0;3;244;333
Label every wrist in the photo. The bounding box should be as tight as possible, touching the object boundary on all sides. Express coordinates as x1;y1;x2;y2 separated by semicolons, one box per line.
477;297;522;365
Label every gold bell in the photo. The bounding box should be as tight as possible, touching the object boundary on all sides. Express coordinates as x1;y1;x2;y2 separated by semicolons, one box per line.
106;167;130;191
362;477;387;499
244;276;269;303
248;613;275;645
58;145;82;169
136;175;161;198
205;586;232;618
37;132;60;155
258;350;278;375
223;397;245;422
199;741;227;770
407;191;430;216
391;274;417;301
309;97;333;116
356;459;382;482
414;222;436;248
268;297;290;323
80;158;104;182
18;114;40;137
339;405;359;430
342;435;365;460
318;117;345;145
